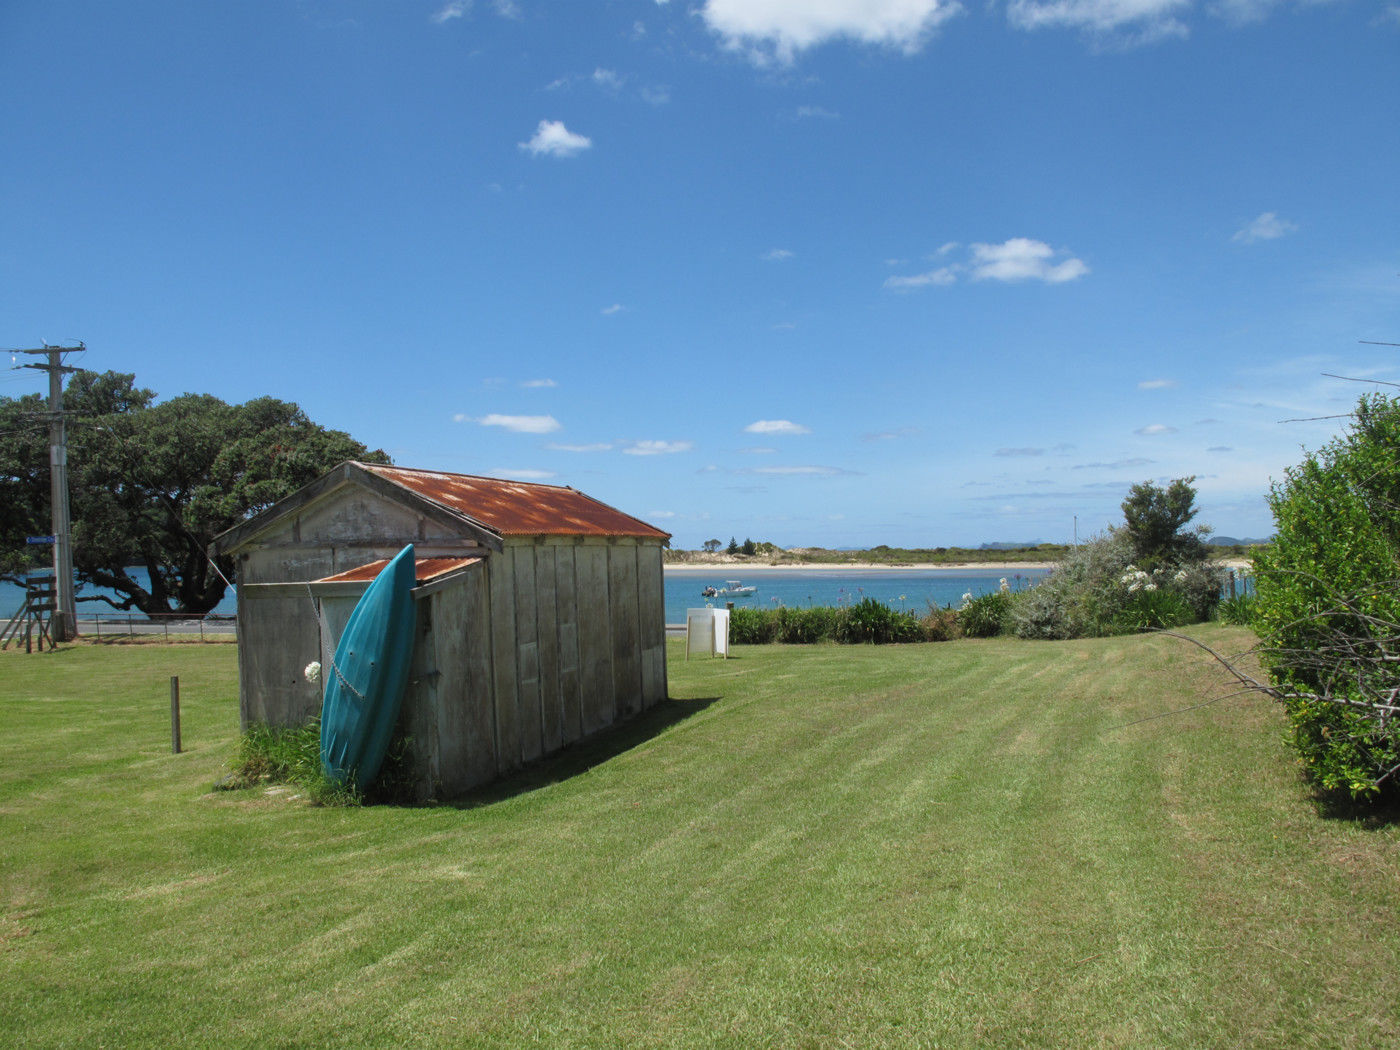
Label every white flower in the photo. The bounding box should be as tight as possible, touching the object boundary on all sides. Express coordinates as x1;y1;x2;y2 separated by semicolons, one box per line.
999;578;1010;593
1174;570;1187;583
304;661;322;684
1144;582;1158;592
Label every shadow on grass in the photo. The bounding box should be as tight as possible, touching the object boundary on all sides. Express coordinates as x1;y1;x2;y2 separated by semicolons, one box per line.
374;695;721;809
1312;787;1400;829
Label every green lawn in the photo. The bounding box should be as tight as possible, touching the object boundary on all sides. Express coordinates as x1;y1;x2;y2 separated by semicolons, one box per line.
3;627;1398;1048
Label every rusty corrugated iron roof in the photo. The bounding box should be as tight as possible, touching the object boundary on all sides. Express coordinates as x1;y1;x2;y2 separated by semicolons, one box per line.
356;463;671;540
315;554;486;586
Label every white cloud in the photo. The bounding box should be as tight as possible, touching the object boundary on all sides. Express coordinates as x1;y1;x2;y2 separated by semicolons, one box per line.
545;442;613;452
1135;423;1178;435
995;447;1045;457
432;0;518;23
592;68;624;91
739;446;779;455
1138;378;1177;389
640;85;671;106
744;419;812;435
624;440;694;455
461;413;562;434
700;0;962;63
519;120;592;158
795;105;840;119
601;303;625;316
762;248;795;261
648;509;677;519
521;378;557;388
970;238;1089;283
1007;0;1191;43
431;1;470;24
884;267;958;290
885;238;1087;289
1232;211;1298;244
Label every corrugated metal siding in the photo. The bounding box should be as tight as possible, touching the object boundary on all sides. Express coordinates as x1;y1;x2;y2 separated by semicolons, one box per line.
357;463;670;540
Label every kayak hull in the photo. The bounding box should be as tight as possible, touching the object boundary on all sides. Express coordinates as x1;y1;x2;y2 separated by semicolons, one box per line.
319;545;417;788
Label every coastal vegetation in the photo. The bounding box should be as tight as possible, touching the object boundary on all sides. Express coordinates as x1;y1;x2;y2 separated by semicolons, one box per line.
664;539;1264;567
724;478;1234;645
1252;393;1400;799
5;631;1399;1046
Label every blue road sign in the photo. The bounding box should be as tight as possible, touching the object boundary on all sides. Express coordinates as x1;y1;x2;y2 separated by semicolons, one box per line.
26;536;56;545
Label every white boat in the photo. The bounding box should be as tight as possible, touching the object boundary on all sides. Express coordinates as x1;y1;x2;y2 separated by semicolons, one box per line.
701;580;757;598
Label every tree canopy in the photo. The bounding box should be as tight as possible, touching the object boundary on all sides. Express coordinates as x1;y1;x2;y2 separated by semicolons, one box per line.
1;370;389;616
1120;476;1209;568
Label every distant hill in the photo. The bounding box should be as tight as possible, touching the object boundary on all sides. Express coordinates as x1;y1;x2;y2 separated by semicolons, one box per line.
1208;536;1273;547
979;541;1045;550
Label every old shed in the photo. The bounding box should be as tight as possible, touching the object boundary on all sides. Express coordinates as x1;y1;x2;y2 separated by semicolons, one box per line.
212;461;671;799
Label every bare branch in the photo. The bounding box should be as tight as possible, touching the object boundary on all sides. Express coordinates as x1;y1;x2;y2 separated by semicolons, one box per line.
1321;372;1400;390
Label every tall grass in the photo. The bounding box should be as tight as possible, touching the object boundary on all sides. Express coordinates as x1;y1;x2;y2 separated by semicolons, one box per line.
228;718;362;806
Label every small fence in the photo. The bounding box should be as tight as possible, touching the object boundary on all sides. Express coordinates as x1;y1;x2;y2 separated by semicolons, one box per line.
78;613;238;643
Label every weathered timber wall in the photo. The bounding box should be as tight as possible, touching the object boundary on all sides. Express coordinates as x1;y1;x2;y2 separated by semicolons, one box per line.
230;477;668;798
233;480;480;730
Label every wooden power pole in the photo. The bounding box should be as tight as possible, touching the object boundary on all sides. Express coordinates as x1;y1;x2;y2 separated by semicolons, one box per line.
18;343;81;641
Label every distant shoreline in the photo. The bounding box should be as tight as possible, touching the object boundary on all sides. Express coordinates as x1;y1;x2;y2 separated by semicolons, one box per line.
663;558;1253;573
663;562;1054;573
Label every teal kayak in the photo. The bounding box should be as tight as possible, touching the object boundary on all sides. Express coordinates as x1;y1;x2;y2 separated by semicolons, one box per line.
320;544;417;788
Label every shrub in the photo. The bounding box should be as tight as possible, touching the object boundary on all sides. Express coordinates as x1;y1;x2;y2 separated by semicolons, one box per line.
920;604;962;642
1012;530;1136;639
775;606;841;643
1121;476;1210;569
836;597;922;644
1254;393;1400;798
1217;591;1256;626
959;591;1012;638
727;600;922;645
729;606;777;644
1115;587;1195;632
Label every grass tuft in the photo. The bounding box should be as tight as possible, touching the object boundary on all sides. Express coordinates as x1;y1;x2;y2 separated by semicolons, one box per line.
225;718;362;806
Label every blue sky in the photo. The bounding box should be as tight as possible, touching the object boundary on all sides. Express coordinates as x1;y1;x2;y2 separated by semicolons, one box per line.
2;1;1397;548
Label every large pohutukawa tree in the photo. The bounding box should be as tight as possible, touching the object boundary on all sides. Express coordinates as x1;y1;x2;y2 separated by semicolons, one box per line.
0;370;389;616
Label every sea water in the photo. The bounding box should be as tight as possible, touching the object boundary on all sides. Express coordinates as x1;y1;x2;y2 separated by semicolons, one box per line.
2;565;1047;624
0;570;240;620
661;567;1048;625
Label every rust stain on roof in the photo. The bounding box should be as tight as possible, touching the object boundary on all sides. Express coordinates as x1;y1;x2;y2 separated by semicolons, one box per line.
358;463;671;540
316;555;486;585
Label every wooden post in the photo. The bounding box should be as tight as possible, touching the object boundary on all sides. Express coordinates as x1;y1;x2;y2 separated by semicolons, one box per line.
170;676;182;754
1229;570;1237;599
